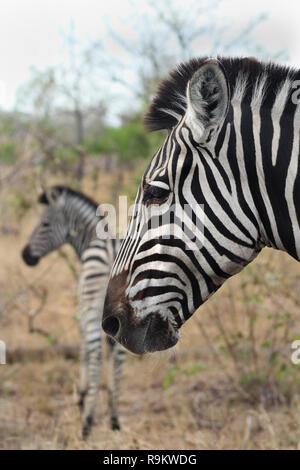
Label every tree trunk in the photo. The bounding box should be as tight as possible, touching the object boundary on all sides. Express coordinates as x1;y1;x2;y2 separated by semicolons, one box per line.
74;109;85;184
75;147;86;184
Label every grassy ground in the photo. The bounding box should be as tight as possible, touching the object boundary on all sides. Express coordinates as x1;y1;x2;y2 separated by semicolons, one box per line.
1;172;300;449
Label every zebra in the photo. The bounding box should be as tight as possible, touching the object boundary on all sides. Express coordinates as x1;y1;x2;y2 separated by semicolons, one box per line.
102;56;300;355
22;185;125;438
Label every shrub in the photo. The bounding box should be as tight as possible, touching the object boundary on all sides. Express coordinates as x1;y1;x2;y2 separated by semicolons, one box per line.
0;141;17;165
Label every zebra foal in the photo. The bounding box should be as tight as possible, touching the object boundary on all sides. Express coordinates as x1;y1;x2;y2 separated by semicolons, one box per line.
22;185;125;438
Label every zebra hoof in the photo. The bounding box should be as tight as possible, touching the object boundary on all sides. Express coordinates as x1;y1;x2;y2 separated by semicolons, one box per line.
111;417;121;431
82;425;90;439
82;416;93;439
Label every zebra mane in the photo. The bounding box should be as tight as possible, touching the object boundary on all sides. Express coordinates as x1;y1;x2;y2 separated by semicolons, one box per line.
144;56;298;132
39;185;98;211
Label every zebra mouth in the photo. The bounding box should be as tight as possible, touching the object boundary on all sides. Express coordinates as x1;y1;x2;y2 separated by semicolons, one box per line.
142;314;179;353
22;245;40;266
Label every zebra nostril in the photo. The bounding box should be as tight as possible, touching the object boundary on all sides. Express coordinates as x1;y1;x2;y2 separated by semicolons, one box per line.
102;315;121;337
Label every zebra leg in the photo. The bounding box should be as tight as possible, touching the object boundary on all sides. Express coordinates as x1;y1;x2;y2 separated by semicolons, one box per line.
106;335;126;431
82;341;102;439
78;343;88;413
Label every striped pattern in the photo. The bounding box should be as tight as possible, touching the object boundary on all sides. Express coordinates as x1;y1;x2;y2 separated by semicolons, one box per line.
22;186;125;437
103;56;300;354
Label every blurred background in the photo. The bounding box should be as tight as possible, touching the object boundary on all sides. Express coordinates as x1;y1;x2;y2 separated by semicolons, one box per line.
1;0;300;450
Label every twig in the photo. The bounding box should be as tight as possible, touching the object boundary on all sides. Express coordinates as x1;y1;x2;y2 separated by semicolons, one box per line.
6;344;80;363
27;285;57;344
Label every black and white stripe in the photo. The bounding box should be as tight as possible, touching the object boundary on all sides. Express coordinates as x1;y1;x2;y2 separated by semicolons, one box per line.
22;186;125;437
102;56;300;355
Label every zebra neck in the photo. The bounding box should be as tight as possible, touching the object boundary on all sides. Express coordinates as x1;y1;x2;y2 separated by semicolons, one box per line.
63;197;100;258
67;222;97;258
218;100;300;261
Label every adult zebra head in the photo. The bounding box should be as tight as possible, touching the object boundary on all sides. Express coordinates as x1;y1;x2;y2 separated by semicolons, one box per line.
102;57;288;354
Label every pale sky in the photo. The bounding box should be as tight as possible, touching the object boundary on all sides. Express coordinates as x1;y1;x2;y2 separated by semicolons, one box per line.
0;0;300;114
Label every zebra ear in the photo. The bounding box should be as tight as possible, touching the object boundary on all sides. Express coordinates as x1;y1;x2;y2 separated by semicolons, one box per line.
186;59;230;144
38;192;49;204
38;188;61;205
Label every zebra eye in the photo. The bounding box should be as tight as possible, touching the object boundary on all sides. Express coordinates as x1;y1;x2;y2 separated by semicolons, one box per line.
143;185;170;206
42;221;50;228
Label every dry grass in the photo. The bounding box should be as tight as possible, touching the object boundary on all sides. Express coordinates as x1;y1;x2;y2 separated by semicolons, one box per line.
1;171;300;449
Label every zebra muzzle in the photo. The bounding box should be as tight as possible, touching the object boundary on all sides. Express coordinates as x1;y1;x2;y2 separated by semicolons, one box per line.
103;271;179;354
21;245;40;266
102;310;179;355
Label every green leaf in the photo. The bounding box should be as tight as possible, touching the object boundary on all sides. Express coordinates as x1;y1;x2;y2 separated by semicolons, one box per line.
182;364;206;376
162;365;179;389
